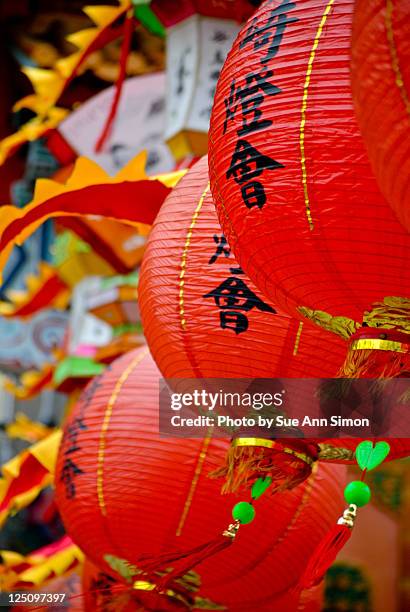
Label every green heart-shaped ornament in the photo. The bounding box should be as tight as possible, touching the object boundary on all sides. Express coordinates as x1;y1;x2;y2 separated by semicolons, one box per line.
251;476;273;500
356;440;390;471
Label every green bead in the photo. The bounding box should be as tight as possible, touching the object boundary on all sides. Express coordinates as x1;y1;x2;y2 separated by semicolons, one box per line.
232;502;255;525
344;481;371;507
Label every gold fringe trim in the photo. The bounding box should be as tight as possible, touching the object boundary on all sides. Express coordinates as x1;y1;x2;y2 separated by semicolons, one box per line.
317;444;355;462
299;297;410;341
338;347;407;378
232;438;314;465
210;444;313;494
298;306;359;339
363;296;410;332
351;338;409;352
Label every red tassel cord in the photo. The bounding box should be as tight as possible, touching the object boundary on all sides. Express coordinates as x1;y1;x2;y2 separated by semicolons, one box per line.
95;10;135;153
298;504;357;590
139;521;240;592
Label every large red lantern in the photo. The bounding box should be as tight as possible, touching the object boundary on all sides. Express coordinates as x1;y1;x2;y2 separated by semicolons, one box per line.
209;0;410;378
351;0;410;233
55;347;346;611
139;155;346;379
138;154;410;488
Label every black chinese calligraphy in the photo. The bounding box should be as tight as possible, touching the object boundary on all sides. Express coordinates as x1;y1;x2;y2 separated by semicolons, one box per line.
201;45;229;120
204;276;276;335
60;372;105;499
227;140;283;183
221;1;298;210
213;30;230;44
60;458;84;500
147;97;166;117
208;234;231;264
176;48;192;96
240;0;298;64
227;139;283;209
224;69;281;136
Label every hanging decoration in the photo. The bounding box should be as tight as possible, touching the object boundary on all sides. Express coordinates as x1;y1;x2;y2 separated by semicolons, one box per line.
130;1;264;161
351;0;410;232
54;347;346;610
57;73;175;176
0;154;185;283
209;0;410;378
161;11;241;159
49;271;144;392
299;440;391;590
54;220;146;276
82;559;229;612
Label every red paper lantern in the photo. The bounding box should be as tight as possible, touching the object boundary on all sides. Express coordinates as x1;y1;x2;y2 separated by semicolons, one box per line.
139;155;346;379
351;0;410;232
138;155;410;487
209;0;410;378
55;347;345;611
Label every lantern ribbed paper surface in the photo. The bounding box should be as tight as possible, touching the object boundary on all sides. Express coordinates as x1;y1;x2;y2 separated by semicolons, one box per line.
55;348;346;610
209;0;410;377
351;0;410;232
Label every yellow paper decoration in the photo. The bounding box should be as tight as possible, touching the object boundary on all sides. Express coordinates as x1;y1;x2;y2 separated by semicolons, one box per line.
0;1;132;165
5;413;54;444
0;153;185;282
0;539;84;590
0;430;62;527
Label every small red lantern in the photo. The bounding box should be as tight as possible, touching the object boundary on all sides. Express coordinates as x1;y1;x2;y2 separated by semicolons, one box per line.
55;347;346;611
139;155;346;379
351;0;410;233
209;0;410;378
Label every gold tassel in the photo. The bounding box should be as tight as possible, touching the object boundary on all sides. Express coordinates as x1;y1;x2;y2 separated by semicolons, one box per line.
210;442;313;494
338;346;407;378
